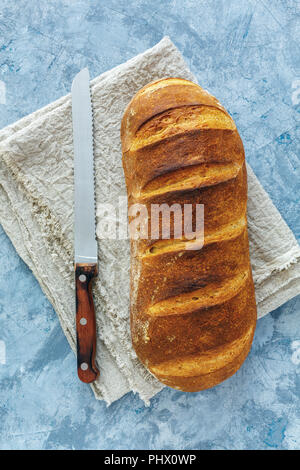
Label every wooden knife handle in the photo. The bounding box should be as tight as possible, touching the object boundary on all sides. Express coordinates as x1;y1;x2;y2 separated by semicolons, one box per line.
75;263;99;383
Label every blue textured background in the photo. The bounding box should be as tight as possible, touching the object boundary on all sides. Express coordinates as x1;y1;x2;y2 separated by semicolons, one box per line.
0;0;299;450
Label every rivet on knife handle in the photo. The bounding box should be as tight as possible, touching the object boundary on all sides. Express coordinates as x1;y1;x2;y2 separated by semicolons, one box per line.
75;263;99;383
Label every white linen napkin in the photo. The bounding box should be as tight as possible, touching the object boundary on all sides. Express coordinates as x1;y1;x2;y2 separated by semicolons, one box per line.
0;37;299;405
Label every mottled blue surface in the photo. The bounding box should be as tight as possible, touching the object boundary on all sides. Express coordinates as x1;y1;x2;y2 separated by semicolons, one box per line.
0;0;299;450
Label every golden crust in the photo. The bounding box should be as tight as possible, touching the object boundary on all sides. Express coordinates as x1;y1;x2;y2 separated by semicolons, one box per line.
121;78;257;392
121;78;230;153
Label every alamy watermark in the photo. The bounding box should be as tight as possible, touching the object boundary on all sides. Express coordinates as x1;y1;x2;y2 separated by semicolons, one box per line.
0;81;6;105
0;340;5;365
292;80;300;106
291;340;300;366
96;196;204;250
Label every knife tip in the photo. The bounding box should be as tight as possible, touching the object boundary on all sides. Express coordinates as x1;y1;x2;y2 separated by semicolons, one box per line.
71;67;90;91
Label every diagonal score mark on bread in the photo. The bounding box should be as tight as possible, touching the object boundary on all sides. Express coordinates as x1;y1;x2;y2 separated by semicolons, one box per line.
131;105;236;152
150;323;255;378
142;216;247;257
137;161;242;199
147;268;250;317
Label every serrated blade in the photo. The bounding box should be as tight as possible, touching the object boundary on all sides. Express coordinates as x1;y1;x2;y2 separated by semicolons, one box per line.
72;68;97;265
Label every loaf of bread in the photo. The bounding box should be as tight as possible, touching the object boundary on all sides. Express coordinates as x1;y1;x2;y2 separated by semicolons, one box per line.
121;78;257;392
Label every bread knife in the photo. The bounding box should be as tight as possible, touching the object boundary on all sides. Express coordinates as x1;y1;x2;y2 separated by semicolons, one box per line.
71;68;99;383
